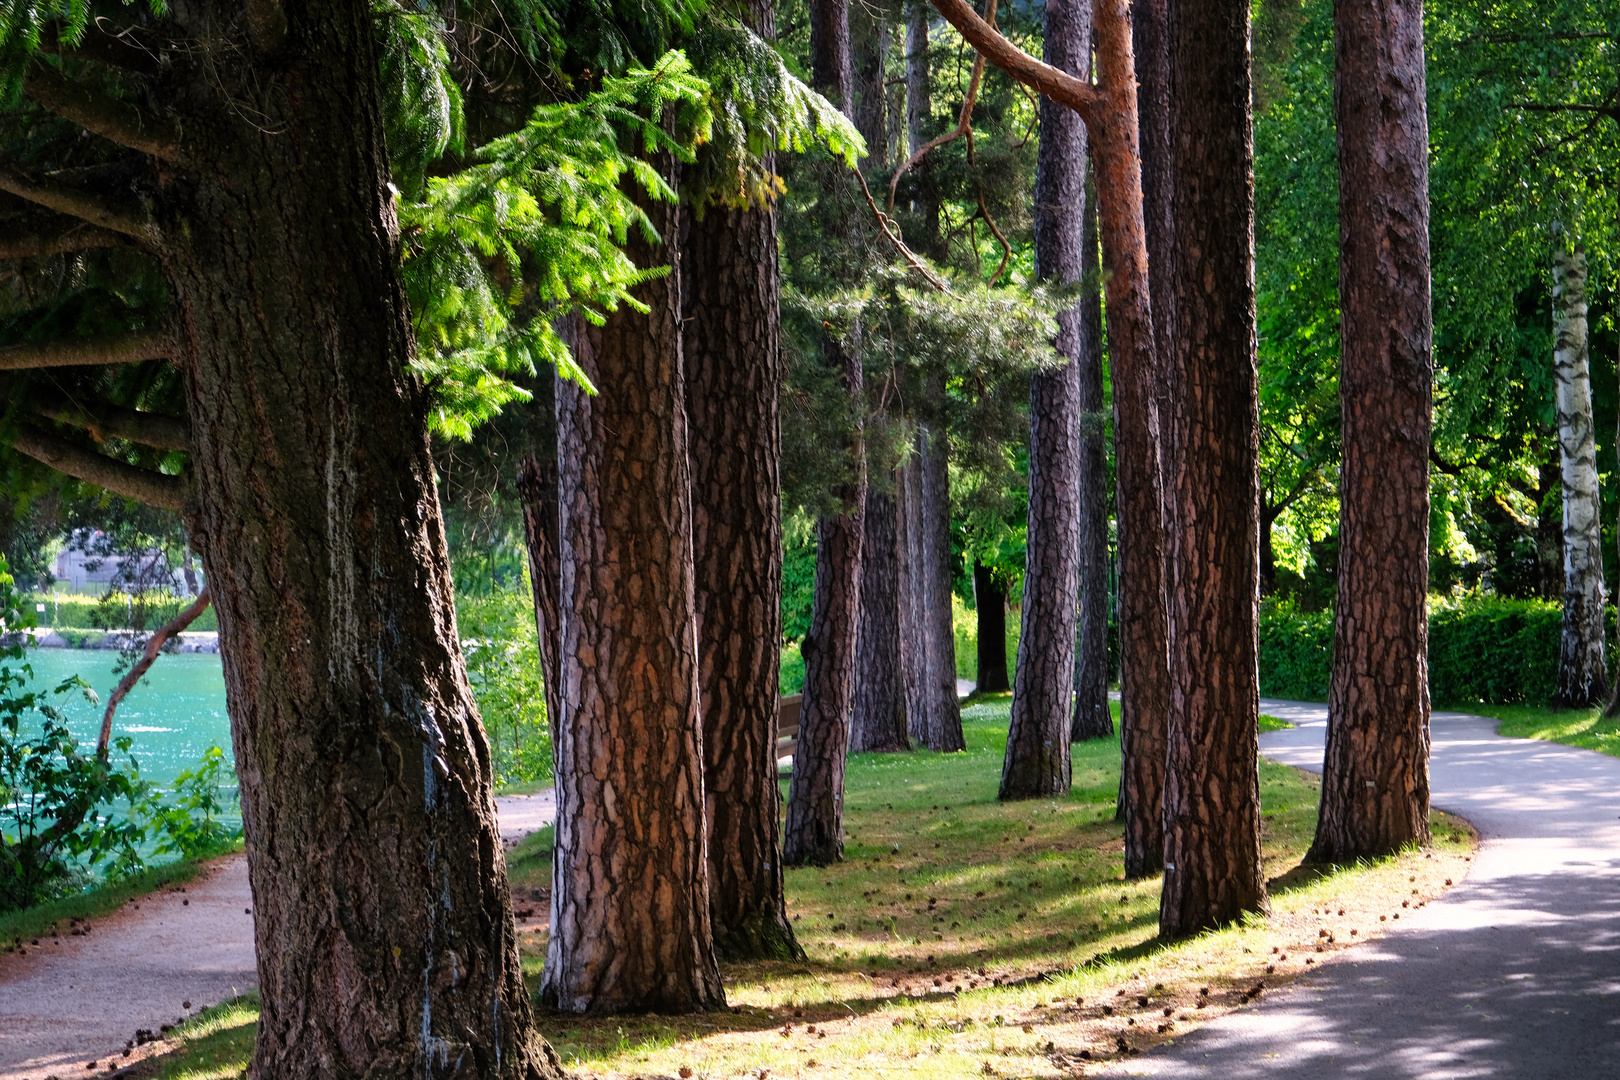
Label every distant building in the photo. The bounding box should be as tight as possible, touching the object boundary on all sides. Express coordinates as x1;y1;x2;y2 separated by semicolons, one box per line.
53;531;186;595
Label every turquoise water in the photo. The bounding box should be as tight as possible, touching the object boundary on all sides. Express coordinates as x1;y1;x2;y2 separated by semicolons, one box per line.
14;648;234;787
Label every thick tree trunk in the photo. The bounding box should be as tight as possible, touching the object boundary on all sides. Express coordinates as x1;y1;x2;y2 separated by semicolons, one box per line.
853;5;890;169
1072;153;1113;742
1003;0;1090;798
517;443;563;730
783;340;866;865
1552;243;1608;708
973;561;1009;693
852;489;911;751
898;455;931;743
918;422;965;751
812;0;854;114
162;5;558;1073
1309;0;1434;864
543;180;724;1013
683;187;802;958
1158;0;1264;937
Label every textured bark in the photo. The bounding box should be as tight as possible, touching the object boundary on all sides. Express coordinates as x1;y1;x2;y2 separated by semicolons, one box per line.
0;329;170;370
1072;154;1113;742
811;0;854;114
852;5;890;170
516;449;563;742
1003;0;1090;799
684;188;802;958
543;180;724;1014
1309;0;1434;864
898;454;931;743
904;0;942;256
783;342;866;866
918;422;965;751
1552;244;1608;708
852;489;911;752
153;6;558;1073
973;562;1009;693
1158;0;1264;936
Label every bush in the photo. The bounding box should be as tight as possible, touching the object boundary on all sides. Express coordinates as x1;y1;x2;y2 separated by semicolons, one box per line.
458;579;553;788
24;592;219;633
1257;594;1606;706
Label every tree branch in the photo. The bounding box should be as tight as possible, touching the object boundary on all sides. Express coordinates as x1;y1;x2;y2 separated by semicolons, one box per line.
4;422;186;510
0;215;128;258
31;392;190;450
40;23;163;75
0;329;173;371
888;0;995;211
24;62;185;162
925;0;1099;123
98;585;211;760
0;163;148;237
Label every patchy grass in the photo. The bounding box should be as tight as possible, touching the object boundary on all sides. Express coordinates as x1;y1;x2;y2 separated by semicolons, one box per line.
1455;701;1620;758
0;843;242;948
107;696;1476;1080
1257;713;1292;732
512;693;1476;1078
106;994;258;1079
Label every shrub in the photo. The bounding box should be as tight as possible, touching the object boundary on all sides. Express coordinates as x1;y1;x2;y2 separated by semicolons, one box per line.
458;579;553;788
24;592;219;633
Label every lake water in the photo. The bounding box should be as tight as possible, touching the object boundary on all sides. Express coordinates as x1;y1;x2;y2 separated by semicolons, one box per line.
14;648;234;787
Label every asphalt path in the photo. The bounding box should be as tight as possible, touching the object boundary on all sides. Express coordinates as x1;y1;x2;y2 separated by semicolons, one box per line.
1105;698;1620;1079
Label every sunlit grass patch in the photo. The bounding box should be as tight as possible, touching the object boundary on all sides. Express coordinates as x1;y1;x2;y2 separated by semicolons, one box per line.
124;993;258;1079
1462;701;1620;757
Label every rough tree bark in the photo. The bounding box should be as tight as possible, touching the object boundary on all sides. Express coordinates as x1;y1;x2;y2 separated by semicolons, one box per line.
683;115;803;956
783;342;866;865
543;177;724;1013
918;421;966;751
1002;0;1091;799
1308;0;1434;864
852;488;911;752
1552;242;1608;708
973;561;1009;693
1158;0;1264;936
1071;152;1113;742
898;453;931;743
811;0;854;113
136;7;564;1073
853;4;890;169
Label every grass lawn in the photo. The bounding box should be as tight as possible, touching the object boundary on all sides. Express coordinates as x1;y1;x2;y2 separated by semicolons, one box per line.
133;694;1474;1079
1451;701;1620;757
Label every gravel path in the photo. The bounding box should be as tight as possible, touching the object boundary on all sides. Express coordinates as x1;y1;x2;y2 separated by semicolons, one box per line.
0;793;558;1080
1103;698;1620;1078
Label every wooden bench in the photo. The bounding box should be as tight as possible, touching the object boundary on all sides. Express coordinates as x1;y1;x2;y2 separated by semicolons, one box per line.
777;694;801;771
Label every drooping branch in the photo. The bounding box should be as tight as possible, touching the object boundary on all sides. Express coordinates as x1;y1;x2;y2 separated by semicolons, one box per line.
5;422;186;510
887;0;996;211
0;329;173;370
97;585;212;760
924;0;1099;123
0;211;128;258
32;393;191;450
0;163;148;237
24;62;185;162
853;166;950;292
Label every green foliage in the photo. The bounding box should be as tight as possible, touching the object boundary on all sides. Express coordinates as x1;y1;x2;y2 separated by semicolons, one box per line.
780;512;817;643
375;1;466;196
26;591;219;633
457;579;553;788
1258;594;1609;706
139;747;240;861
0;0;165;100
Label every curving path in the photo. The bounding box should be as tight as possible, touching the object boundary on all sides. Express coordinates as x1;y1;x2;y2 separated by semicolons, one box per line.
1105;699;1620;1078
0;793;558;1080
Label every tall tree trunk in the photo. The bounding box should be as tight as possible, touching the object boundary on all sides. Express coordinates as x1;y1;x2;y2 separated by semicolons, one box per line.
516;447;563;730
812;0;854;113
852;488;911;751
1003;0;1091;799
973;561;1009;693
1072;152;1113;742
783;343;866;865
542;180;724;1013
1308;0;1434;865
905;0;942;257
918;421;965;751
853;5;890;169
898;454;931;742
1553;242;1607;708
162;5;558;1073
1259;506;1278;597
683;138;802;956
1158;0;1264;937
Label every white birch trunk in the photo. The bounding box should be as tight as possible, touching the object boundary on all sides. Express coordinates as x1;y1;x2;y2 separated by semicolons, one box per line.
1554;241;1608;707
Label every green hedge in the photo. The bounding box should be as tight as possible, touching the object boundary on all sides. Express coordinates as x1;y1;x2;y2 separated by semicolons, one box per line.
24;593;218;633
1258;595;1609;706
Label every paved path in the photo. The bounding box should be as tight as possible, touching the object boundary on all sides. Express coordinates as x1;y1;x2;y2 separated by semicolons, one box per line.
1106;699;1620;1079
0;793;558;1080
